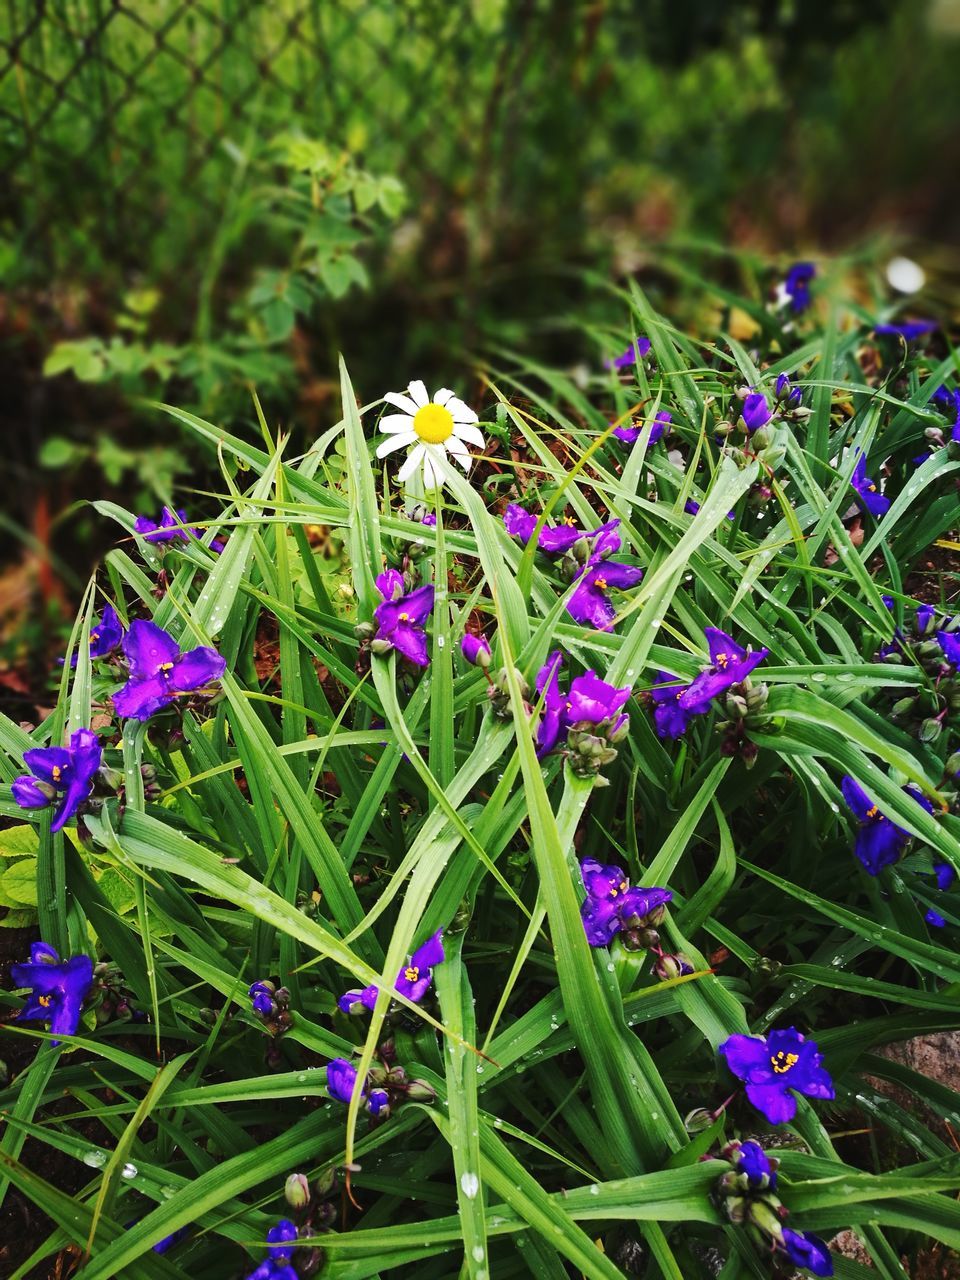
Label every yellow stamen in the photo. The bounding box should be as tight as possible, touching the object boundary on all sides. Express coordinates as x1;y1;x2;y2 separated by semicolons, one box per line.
404;965;420;984
398;612;410;622
51;765;62;782
594;576;608;591
412;402;454;444
563;516;578;526
770;1050;799;1075
159;661;174;672
715;653;729;668
38;995;52;1008
90;631;100;644
865;804;879;819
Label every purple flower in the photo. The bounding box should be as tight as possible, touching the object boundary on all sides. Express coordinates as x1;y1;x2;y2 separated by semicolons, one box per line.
534;650;568;756
461;634;491;667
775;372;803;407
683;501;735;521
67;604;122;667
267;1219;298;1260
112;620;226;721
934;860;956;892
10;941;94;1043
325;1058;388;1115
579;857;672;947
372;571;435;667
503;505;621;557
567;559;643;631
840;776;934;875
784;262;815;313
14;727;102;833
741;393;771;432
567;670;631;728
249;981;277;1018
135;506;224;552
650;671;694;739
613;410;671;445
719;1027;834;1124
850;454;890;518
605;337;651;370
678;628;768;714
938;631;960;667
916;604;936;635
926;908;947;928
780;1228;834;1276
874;320;936;340
338;930;444;1013
734;1140;777;1190
421;512;437;527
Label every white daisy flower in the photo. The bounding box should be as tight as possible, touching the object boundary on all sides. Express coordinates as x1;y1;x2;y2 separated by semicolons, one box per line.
375;379;484;490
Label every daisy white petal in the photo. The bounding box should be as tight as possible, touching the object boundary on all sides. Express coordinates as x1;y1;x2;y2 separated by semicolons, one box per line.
397;444;425;483
385;391;421;416
376;430;418;458
433;387;456;406
452;421;485;449
422;451;443;489
407;379;430;408
446;397;478;424
379;413;417;434
445;435;472;470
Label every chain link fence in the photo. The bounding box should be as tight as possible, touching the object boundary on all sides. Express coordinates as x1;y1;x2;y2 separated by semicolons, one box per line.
0;0;601;285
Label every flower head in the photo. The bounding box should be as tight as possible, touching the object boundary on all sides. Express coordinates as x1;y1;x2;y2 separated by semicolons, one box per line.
780;1228;834;1276
112;620;226;721
242;1219;300;1280
534;650;568;756
775;372;803;407
840;776;934;874
605;337;651;370
503;505;620;557
938;630;960;668
874;319;936;341
567;559;643;631
249;981;277;1018
461;633;491;668
741;393;771;433
651;672;695;740
338;930;445;1014
325;1058;389;1116
734;1140;778;1191
567;670;631;728
372;573;435;667
719;1027;834;1124
850;453;890;518
14;728;102;833
580;858;672;947
376;380;483;491
783;262;815;313
613;410;671;445
135;507;224;552
67;604;122;667
678;628;768;714
10;941;94;1043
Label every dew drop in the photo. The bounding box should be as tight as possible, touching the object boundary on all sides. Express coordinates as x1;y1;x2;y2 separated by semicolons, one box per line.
460;1171;480;1199
121;1162;138;1179
83;1149;107;1169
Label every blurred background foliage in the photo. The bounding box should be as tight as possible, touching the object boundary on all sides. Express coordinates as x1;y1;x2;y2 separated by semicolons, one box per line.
1;0;960;708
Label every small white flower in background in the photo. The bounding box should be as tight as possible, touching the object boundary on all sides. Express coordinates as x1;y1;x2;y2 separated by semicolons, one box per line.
376;380;483;490
886;256;925;294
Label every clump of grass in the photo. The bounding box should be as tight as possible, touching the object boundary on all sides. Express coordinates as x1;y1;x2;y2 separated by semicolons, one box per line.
2;268;960;1279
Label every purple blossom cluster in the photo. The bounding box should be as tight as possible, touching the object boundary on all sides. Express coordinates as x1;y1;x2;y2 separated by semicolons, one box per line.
650;628;768;740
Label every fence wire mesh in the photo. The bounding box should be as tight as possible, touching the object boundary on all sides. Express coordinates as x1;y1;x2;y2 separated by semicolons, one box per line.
0;0;602;284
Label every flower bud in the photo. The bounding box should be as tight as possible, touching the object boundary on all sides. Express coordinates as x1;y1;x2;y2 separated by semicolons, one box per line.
370;637;395;656
461;634;491;668
890;696;917;719
684;1107;716;1134
404;1078;438;1103
749;427;771;450
354;621;376;642
313;1166;338;1198
653;952;694;981
285;1172;311;1210
11;777;56;808
920;717;943;743
724;1194;748;1225
746;1197;785;1244
945;751;960;778
925;426;945;444
713;420;735;438
724;693;748;719
744;681;769;712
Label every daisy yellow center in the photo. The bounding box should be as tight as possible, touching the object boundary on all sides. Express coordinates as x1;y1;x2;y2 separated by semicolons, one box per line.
770;1050;798;1075
413;403;454;444
404;965;420;983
